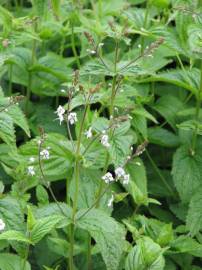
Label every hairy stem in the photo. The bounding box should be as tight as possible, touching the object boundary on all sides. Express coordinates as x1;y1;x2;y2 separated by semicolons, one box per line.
8;64;13;96
69;97;90;270
25;22;37;115
191;60;202;153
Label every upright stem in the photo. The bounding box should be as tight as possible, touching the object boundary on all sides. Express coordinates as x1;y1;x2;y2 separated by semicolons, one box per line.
25;21;37;115
191;61;202;153
71;23;80;68
141;2;149;54
8;64;13;96
68;98;90;270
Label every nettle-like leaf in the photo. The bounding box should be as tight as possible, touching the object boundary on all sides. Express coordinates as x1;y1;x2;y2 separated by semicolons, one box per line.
143;68;200;95
125;236;165;270
76;209;126;270
0;196;25;232
126;158;148;206
148;127;180;148
70;168;111;213
172;144;202;203
186;186;202;236
19;133;74;181
0;231;30;244
170;235;202;258
0;253;31;270
152;95;184;130
30;215;64;244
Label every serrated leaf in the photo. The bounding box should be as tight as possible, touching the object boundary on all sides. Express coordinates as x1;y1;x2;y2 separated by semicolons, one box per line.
186;186;202;236
76;209;126;270
125;236;165;270
30;215;64;244
0;230;30;244
172;145;202;203
0;253;31;270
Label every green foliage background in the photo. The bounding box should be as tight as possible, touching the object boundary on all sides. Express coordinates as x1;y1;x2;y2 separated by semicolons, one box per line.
0;0;201;269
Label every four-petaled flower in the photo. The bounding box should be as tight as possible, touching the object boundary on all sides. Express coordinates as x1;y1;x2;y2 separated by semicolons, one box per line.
68;112;78;125
107;194;114;208
28;166;35;176
40;149;50;160
55;105;65;125
102;172;114;184
101;134;110;148
84;127;93;139
0;219;5;231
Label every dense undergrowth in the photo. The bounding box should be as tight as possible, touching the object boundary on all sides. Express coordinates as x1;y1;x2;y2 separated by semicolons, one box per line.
0;0;202;269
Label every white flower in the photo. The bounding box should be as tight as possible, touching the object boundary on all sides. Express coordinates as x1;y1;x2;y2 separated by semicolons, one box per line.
85;127;93;139
123;174;130;185
40;149;50;160
98;42;104;47
27;166;35;176
107;194;114;208
0;219;5;231
68;112;77;125
102;172;114;184
101;134;110;148
55;105;65;125
135;162;141;166
29;157;35;163
86;49;96;55
115;167;125;179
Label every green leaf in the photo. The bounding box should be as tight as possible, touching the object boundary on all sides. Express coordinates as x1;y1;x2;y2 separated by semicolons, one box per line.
19;133;74;182
144;68;200;95
30;215;64;244
0;113;15;146
125;236;165;270
152;95;183;130
186;186;202;236
0;253;31;270
0;197;25;232
172;145;202;203
76;209;126;270
126;159;148;205
110;135;133;166
148;127;180;148
170;235;202;257
0;230;30;244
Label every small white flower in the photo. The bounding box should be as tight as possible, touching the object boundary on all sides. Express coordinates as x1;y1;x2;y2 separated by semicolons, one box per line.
61;89;66;93
101;134;110;148
107;194;114;208
40;149;50;160
37;139;42;145
0;219;5;231
29;157;35;163
123;174;130;185
27;166;35;176
102;172;114;184
84;127;93;139
68;112;77;125
86;49;96;55
135;162;141;166
98;42;104;47
55;105;65;125
115;167;125;179
138;44;142;48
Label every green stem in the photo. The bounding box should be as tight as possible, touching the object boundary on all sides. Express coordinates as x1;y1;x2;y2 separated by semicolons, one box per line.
71;23;80;68
87;233;92;270
22;244;29;270
141;2;149;54
25;22;37;115
68;98;90;270
191;60;202;153
145;149;175;196
8;64;12;96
